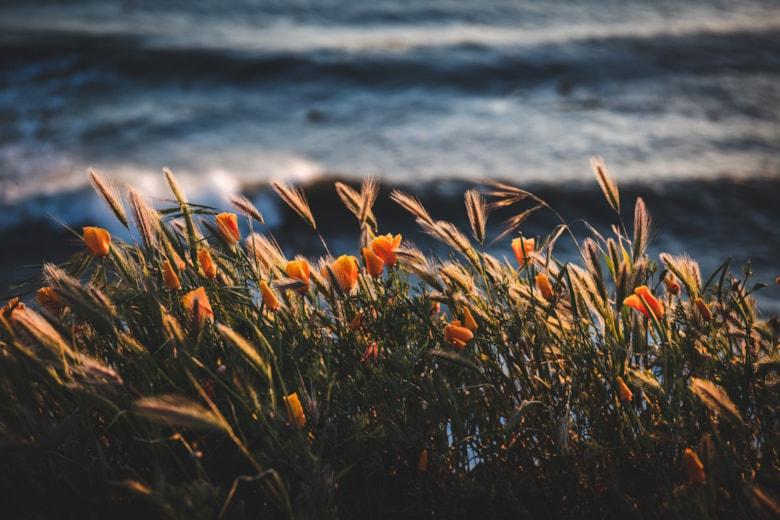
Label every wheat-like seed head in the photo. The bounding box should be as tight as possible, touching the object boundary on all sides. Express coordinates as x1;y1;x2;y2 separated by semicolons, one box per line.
390;190;434;226
591;156;620;213
245;233;286;276
89;168;128;227
272;182;316;230
10;305;75;360
230;194;265;224
660;253;702;297
439;262;476;294
632;197;652;261
464;189;487;245
128;187;161;250
135;395;226;431
689;377;742;423
359;177;378;225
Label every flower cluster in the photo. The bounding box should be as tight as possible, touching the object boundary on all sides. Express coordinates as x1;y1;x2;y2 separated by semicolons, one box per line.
2;164;775;519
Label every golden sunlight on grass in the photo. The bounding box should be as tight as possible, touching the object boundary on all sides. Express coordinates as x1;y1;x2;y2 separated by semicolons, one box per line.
0;160;778;519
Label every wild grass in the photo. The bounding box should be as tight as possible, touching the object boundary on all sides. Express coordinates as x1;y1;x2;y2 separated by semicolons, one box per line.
0;162;778;519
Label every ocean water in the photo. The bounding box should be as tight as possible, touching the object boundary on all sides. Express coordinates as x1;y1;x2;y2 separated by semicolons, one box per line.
0;0;778;308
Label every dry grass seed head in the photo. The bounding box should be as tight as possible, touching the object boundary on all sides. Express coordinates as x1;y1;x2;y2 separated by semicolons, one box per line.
689;377;743;423
439;262;476;294
128;187;161;250
245;233;287;276
581;238;607;299
89;168;128;227
10;305;76;360
591;156;620;213
390;190;434;226
163;167;188;204
359;177;378;226
632;197;652;260
229;194;265;224
272;182;316;230
135;395;226;431
464;189;487;245
660;253;702;297
75;354;124;387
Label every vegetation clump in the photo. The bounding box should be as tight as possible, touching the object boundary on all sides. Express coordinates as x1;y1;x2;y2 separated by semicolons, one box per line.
0;162;778;519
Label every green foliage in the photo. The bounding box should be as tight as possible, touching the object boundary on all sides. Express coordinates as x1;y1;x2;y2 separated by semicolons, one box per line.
0;166;778;519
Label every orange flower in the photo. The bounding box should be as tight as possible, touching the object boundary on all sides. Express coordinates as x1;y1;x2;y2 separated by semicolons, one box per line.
259;281;281;311
635;285;664;317
162;260;181;290
462;307;478;332
694;297;712;321
371;233;402;267
663;274;681;295
286;259;310;293
360;341;379;363
535;273;554;300
511;237;535;267
215;212;240;245
362;247;385;278
683;448;706;484
283;392;306;427
83;226;111;257
444;320;474;350
417;449;428;474
171;249;187;270
36;287;63;314
624;285;664;319
181;287;214;325
329;255;359;293
198;248;217;279
617;376;633;404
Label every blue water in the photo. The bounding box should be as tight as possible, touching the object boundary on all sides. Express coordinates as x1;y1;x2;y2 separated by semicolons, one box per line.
0;0;778;308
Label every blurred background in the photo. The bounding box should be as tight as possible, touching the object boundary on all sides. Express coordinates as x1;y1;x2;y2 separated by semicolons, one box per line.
0;0;778;310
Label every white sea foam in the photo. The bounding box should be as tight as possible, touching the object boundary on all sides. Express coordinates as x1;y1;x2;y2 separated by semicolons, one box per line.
1;4;779;54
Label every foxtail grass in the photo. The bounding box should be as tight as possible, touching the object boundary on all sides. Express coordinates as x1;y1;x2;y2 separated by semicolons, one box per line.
0;160;778;519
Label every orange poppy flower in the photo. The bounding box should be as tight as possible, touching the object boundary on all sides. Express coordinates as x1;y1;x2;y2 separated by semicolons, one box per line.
663;274;681;295
283;392;306;427
617;376;633;404
286;259;310;293
198;248;217;279
371;233;402;267
360;341;379;363
329;255;359;293
444;320;474;350
462;307;478;332
259;281;281;311
535;273;554;300
624;285;664;319
171;249;187;270
181;287;214;325
511;237;535;267
362;247;385;278
683;448;706;484
83;226;111;257
162;260;181;290
36;287;64;314
215;212;240;245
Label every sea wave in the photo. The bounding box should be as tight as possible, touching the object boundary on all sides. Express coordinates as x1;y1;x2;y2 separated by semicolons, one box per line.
2;24;779;91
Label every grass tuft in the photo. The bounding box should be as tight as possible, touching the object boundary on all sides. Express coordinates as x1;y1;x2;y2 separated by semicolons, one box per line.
0;164;777;519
